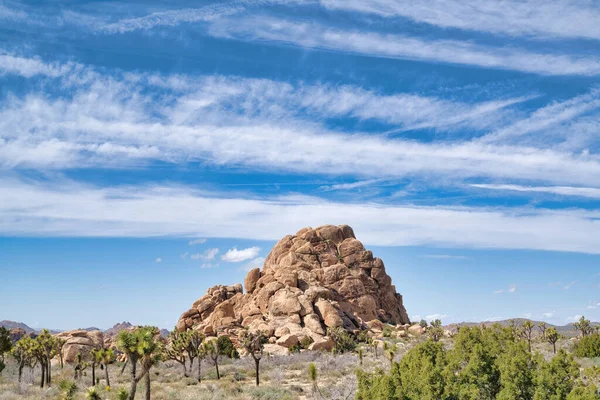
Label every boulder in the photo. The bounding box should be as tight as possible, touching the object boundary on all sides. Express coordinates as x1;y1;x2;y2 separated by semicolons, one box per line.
408;325;426;336
244;268;261;294
55;329;104;363
308;337;335;351
276;334;299;348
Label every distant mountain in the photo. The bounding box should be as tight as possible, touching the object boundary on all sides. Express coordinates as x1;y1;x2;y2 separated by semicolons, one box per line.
104;321;133;337
79;327;101;332
0;320;35;333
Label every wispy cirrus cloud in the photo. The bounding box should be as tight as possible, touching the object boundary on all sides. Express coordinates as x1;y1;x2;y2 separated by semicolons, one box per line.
208;16;600;76
2;178;600;253
320;0;600;41
470;184;600;199
0;56;599;188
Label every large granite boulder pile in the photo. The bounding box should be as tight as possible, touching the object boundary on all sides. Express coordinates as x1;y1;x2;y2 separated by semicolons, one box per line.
55;329;104;362
177;224;409;351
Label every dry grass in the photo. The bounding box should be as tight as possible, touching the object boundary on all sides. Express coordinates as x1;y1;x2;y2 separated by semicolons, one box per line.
0;336;594;400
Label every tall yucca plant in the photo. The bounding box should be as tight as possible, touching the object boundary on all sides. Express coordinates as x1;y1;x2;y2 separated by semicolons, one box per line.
117;326;162;400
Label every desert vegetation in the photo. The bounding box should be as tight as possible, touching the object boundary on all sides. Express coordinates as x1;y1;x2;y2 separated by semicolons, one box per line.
0;317;598;399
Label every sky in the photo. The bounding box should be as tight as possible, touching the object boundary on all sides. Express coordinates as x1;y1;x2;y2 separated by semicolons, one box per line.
0;0;599;331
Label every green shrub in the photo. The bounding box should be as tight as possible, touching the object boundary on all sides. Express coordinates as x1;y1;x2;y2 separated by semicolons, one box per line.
217;335;239;358
300;336;314;349
356;325;590;400
326;327;357;353
575;333;600;358
383;325;394;338
58;380;78;400
116;387;129;400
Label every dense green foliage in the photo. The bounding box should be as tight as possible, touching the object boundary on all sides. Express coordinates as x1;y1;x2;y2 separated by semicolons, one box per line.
356;325;600;400
0;327;12;374
326;327;357;354
575;333;600;358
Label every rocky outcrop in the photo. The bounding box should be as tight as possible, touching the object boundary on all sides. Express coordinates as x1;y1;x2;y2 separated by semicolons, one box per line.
8;328;29;343
177;224;409;350
55;329;104;363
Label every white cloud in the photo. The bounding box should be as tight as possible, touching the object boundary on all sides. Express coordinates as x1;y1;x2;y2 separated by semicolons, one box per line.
200;263;219;269
320;0;600;41
564;281;576;290
241;256;266;272
190;248;219;260
523;312;532;318
320;179;383;191
155;257;162;263
188;238;207;245
209;16;600;76
471;184;600;199
99;3;244;34
3;178;600;253
423;254;471;260
2;56;599;190
180;252;189;259
425;313;447;321
0;4;27;21
479;90;600;143
542;312;554;318
508;284;517;293
222;246;261;262
566;314;582;323
493;290;504;294
484;316;504;322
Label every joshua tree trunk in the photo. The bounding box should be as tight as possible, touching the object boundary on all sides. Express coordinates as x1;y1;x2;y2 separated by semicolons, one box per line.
213;357;220;380
47;357;52;386
105;364;111;387
181;361;187;377
59;351;64;369
553;342;556;354
197;358;202;383
254;357;260;386
18;362;23;383
40;361;45;388
128;359;137;400
91;362;96;386
145;371;151;400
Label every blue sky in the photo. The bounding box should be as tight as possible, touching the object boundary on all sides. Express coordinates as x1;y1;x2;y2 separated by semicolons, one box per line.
0;0;599;330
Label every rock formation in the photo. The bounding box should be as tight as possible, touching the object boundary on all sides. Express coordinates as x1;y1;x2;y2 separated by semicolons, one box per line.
55;329;104;363
177;224;409;350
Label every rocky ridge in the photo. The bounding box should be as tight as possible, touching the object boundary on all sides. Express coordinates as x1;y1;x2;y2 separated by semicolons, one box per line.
177;224;410;351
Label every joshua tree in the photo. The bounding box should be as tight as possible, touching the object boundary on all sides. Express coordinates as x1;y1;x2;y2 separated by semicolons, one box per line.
164;329;190;377
538;322;547;340
383;342;398;366
308;362;320;396
520;320;535;353
429;319;444;342
55;338;67;369
358;348;364;366
73;352;88;380
574;316;593;337
11;336;35;382
0;327;12;375
187;330;205;382
117;326;162;400
98;348;115;387
546;327;560;354
203;340;221;380
34;329;57;386
90;348;101;386
240;330;265;386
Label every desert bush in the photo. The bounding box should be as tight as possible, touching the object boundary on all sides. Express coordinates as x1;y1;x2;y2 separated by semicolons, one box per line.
326;327;357;354
576;333;600;358
356;325;594;400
